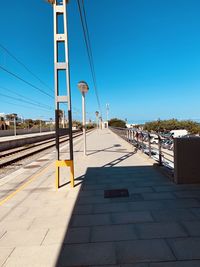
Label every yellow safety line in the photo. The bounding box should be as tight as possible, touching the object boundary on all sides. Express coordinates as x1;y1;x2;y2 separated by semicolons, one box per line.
0;163;53;207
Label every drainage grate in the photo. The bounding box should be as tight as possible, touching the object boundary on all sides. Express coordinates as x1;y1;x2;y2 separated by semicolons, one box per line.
104;189;129;198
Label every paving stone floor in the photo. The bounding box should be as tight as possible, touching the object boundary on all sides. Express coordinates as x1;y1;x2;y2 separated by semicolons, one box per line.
0;129;200;266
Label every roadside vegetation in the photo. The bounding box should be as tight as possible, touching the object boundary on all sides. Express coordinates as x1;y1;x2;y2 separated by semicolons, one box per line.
143;119;200;134
108;118;126;128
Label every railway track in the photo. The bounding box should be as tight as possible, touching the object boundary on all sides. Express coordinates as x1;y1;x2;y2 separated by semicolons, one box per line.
0;131;83;168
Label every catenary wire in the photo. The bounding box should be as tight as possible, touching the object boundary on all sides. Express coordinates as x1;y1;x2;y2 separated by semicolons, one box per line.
0;65;54;99
0;92;53;111
0;43;54;94
1;99;53;113
77;0;102;115
0;86;53;110
81;0;102;113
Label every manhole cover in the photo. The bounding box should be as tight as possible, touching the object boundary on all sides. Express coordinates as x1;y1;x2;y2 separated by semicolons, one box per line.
104;189;129;198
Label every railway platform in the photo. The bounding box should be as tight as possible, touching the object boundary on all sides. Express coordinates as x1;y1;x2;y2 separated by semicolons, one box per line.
1;129;200;266
0;131;55;143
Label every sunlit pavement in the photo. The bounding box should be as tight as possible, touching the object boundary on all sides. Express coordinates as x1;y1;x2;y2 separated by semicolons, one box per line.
1;129;200;266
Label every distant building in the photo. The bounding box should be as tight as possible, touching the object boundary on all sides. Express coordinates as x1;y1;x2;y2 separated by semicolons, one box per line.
0;113;21;130
0;113;8;130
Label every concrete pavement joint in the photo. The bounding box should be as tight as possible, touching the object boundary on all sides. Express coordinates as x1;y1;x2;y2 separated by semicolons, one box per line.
0;163;53;207
1;247;15;267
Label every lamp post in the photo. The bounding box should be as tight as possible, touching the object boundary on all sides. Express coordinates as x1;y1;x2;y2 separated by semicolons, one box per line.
106;103;109;121
95;111;99;129
40;119;42;133
11;113;17;136
78;81;89;156
14;116;16;136
99;116;102;129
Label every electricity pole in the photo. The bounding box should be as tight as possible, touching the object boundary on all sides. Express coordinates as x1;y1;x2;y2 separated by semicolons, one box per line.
48;0;74;188
106;103;109;121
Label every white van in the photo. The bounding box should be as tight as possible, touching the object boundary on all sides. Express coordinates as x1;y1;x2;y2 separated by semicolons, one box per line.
170;129;188;138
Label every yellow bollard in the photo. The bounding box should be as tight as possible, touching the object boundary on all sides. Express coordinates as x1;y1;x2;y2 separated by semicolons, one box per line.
55;160;74;189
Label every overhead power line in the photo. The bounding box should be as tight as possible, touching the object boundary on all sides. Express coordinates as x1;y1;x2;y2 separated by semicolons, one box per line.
1;98;53;113
77;0;102;115
0;65;54;99
0;86;53;110
0;43;54;94
0;92;53;111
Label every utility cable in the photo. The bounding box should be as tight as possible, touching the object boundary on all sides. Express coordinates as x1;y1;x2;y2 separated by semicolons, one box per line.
0;65;54;99
77;0;102;115
0;86;53;110
81;0;101;112
1;99;53;113
0;92;53;111
0;43;54;94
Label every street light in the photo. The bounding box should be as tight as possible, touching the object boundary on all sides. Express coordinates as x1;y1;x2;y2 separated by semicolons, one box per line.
13;116;17;136
95;111;99;129
78;81;89;156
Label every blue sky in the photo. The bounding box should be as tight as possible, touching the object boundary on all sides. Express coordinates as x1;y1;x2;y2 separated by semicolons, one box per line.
1;0;200;123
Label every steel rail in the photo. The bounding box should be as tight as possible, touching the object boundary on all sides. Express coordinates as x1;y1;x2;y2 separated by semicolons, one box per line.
0;131;84;168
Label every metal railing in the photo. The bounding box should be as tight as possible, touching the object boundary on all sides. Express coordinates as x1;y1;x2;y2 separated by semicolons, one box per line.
110;127;174;169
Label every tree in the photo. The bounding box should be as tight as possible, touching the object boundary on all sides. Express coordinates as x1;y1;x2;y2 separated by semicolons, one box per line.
108;118;126;128
143;119;200;134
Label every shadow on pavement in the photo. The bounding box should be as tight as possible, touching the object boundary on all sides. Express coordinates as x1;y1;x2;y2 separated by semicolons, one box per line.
54;164;177;266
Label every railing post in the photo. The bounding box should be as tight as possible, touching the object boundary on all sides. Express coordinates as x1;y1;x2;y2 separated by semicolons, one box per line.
148;133;151;157
136;131;139;148
131;130;134;144
158;134;162;165
141;132;144;153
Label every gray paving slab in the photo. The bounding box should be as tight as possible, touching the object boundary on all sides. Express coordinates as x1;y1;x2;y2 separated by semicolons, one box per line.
4;244;61;267
73;204;94;215
191;207;200;219
0;218;34;231
151;208;197;222
71;213;112;227
91;265;120;267
141;192;176;200
42;227;90;245
153;185;200;192
111;211;154;224
57;242;116;266
128;186;154;194
168;237;200;260
150;260;200;267
0;247;14;266
29;215;71;230
182;221;200;236
116;239;175;263
93;202;129;214
135;222;188;239
174;190;200;199
128;200;164;211
0;229;48;247
161;199;200;209
121;264;149;267
91;224;137;242
91;264;148;267
77;195;111;205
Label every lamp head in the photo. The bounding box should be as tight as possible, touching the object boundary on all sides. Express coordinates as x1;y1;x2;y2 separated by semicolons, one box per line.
46;0;55;4
78;81;89;94
46;0;69;4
